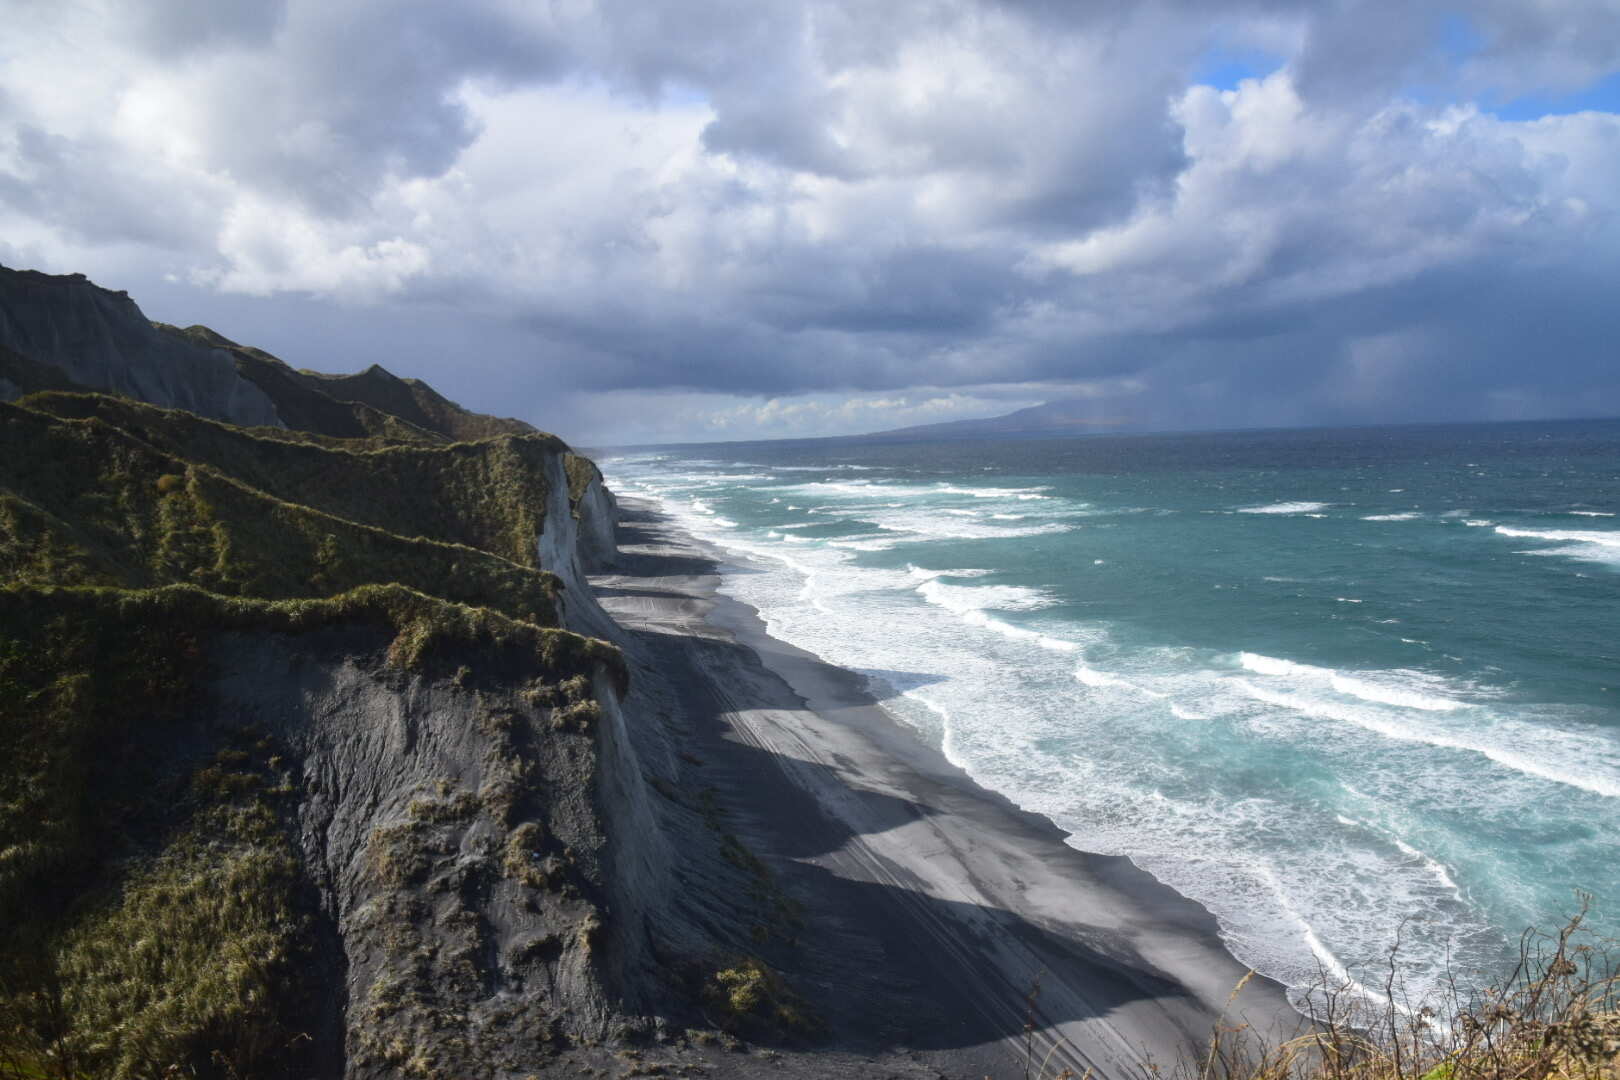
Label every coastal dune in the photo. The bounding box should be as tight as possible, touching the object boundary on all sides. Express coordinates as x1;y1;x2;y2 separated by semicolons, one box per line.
591;496;1306;1078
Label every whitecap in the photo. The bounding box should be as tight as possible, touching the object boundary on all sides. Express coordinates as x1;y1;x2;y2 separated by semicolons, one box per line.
1076;665;1165;696
1238;501;1330;514
1233;679;1620;799
1362;513;1421;522
1495;525;1620;566
916;579;1057;613
1076;665;1129;688
904;565;993;582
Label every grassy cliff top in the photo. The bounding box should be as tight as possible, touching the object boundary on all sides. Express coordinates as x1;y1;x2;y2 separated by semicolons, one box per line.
13;392;571;570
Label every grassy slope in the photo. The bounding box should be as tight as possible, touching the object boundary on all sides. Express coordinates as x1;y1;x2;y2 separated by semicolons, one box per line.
0;401;563;626
17;393;565;570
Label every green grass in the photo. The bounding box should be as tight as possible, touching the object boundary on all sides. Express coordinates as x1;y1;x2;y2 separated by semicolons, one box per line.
0;400;565;625
16;393;567;568
564;453;604;518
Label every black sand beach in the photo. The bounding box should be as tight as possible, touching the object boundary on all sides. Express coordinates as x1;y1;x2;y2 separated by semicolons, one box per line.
591;497;1307;1079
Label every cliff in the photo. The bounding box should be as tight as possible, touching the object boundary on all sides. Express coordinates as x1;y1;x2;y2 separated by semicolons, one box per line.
0;267;281;428
0;269;765;1079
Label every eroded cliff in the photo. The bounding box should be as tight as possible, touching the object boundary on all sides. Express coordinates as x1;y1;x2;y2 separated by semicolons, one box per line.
0;268;746;1079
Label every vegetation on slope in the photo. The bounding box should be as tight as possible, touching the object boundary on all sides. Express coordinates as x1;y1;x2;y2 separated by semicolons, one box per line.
0;344;88;398
18;393;566;567
1169;916;1620;1080
0;583;622;1079
0;401;563;625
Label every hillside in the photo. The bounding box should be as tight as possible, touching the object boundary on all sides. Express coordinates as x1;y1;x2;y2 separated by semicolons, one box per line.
0;267;795;1079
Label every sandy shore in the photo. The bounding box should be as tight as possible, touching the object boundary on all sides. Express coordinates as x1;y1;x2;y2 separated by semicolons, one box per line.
591;497;1306;1079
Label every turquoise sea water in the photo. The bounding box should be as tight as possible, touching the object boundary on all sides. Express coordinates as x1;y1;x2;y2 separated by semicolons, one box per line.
600;419;1620;1007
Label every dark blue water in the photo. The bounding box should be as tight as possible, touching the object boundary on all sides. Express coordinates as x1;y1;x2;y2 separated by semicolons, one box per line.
603;419;1620;1006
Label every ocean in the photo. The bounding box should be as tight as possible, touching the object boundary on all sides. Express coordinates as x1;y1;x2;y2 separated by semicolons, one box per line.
598;418;1620;1009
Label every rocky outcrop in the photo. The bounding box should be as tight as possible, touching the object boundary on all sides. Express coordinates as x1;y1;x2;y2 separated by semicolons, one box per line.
0;266;282;427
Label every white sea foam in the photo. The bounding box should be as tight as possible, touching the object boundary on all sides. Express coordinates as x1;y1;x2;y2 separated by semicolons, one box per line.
916;579;1057;613
782;479;1051;501
1496;525;1620;546
1233;678;1620;799
1076;665;1128;688
1076;665;1165;696
973;614;1083;652
603;452;1616;1018
1238;501;1331;514
1362;512;1421;522
1495;525;1620;565
904;565;993;581
1239;652;1316;677
1571;511;1616;517
1240;653;1465;711
1330;673;1461;712
1392;837;1460;892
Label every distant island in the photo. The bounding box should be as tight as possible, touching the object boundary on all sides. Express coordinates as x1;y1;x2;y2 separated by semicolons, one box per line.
858;398;1138;442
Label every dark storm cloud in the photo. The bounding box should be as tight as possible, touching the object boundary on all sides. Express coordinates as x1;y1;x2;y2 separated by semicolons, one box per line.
119;0;290;56
2;0;1619;442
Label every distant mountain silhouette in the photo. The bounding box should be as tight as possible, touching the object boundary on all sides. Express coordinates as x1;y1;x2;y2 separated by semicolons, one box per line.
859;398;1138;441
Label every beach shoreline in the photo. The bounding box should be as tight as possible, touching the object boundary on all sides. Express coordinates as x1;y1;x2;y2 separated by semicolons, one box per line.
591;495;1307;1079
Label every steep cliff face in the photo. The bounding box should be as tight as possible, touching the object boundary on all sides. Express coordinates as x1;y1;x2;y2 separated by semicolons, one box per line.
0;266;282;427
0;585;639;1078
0;269;747;1079
158;322;535;444
566;453;622;572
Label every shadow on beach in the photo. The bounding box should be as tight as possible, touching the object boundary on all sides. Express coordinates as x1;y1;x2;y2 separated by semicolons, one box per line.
596;500;1303;1077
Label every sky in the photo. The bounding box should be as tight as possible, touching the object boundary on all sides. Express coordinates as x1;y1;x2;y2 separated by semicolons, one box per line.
2;0;1618;446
